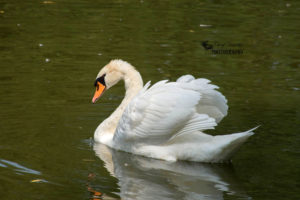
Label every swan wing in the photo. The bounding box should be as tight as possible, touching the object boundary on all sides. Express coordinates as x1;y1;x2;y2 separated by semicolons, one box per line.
114;75;227;145
177;75;228;123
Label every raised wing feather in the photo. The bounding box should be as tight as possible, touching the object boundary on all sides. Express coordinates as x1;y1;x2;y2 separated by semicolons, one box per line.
177;75;228;123
114;75;226;146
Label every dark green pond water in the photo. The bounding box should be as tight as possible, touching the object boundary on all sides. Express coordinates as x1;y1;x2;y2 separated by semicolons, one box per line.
0;0;299;199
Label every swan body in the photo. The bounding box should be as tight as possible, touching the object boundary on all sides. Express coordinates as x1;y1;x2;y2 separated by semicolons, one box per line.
92;59;256;162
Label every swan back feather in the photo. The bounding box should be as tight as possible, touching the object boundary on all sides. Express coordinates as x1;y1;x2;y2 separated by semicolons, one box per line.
113;76;223;150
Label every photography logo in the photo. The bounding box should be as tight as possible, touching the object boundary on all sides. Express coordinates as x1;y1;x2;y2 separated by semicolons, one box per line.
202;41;244;55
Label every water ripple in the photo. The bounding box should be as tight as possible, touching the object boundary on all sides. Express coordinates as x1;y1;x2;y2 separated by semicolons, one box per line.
0;159;41;175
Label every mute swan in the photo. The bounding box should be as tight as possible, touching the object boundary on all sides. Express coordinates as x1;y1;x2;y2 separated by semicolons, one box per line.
92;59;257;162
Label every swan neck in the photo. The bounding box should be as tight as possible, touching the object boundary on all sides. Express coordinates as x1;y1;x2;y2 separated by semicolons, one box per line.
95;67;143;144
115;68;143;118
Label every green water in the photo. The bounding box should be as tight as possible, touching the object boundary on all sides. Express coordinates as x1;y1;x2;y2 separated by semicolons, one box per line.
0;0;299;199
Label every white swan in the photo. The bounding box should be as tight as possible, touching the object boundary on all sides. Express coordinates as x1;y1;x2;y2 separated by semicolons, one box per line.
92;59;257;162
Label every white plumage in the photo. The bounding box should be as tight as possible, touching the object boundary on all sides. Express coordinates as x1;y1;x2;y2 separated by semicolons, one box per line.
93;59;257;162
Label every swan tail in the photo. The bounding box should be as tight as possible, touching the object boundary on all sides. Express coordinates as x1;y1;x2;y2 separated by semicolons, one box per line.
211;126;259;162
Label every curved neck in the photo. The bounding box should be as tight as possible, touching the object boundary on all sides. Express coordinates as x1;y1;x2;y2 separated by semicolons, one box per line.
113;69;143;123
95;68;143;144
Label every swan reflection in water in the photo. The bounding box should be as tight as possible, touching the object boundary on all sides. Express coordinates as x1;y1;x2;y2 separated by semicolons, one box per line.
93;143;250;200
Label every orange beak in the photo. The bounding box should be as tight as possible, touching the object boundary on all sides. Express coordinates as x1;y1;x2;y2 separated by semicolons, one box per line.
92;82;106;103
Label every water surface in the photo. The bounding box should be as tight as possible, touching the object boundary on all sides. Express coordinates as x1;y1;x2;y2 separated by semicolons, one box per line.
0;0;299;199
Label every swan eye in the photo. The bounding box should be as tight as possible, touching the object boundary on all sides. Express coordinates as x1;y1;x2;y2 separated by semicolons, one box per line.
94;74;106;88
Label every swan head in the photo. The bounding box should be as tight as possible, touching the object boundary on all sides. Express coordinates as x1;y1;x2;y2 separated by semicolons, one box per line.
92;59;137;103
